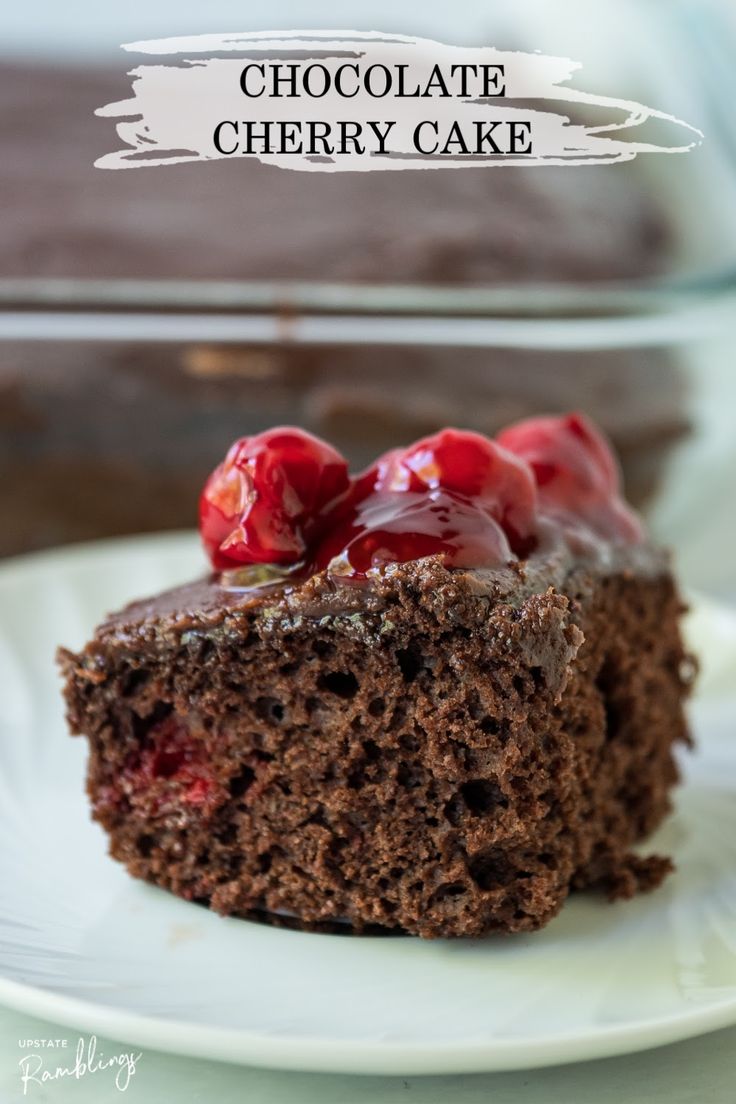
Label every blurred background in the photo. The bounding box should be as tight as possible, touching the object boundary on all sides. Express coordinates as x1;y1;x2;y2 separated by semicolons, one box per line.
1;0;735;600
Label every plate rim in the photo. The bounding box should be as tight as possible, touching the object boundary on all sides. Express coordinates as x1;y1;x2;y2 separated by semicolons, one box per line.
2;974;736;1075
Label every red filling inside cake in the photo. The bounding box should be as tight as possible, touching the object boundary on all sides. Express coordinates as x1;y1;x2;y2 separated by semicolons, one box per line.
102;715;220;818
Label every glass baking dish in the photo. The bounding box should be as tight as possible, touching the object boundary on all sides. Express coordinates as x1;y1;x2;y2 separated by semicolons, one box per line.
2;287;734;599
1;0;735;603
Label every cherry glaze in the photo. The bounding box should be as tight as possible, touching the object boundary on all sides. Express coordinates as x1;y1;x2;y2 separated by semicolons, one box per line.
200;417;641;578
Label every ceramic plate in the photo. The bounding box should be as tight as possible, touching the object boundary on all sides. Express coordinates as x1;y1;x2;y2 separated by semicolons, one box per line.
1;532;735;1075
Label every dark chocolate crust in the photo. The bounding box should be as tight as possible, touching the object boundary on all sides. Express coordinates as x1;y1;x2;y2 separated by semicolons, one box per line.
59;550;694;937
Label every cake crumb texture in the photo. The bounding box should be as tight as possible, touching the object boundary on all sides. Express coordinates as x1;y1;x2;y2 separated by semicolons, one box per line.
59;556;693;938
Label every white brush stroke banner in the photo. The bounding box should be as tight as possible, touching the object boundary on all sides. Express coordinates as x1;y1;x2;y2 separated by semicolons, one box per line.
96;30;701;172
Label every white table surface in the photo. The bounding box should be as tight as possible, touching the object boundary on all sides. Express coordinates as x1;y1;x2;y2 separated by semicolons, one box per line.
2;1003;734;1104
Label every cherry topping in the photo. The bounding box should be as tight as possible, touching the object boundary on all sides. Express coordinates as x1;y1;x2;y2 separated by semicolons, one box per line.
368;429;537;551
200;417;642;580
200;428;350;570
313;489;515;575
497;412;642;542
312;429;538;575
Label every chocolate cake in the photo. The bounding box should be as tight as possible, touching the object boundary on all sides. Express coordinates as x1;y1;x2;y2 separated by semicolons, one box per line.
59;417;694;937
0;61;670;284
0;59;689;557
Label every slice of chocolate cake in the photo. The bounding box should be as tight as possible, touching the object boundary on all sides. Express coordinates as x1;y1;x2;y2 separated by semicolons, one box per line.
59;417;694;937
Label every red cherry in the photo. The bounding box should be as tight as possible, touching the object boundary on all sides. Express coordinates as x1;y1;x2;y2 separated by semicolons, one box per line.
120;717;218;814
200;428;350;570
313;429;538;575
497;412;642;542
313;489;514;576
369;430;536;549
182;777;215;806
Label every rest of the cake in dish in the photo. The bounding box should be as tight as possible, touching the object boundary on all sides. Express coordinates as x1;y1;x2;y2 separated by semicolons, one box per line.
59;414;694;938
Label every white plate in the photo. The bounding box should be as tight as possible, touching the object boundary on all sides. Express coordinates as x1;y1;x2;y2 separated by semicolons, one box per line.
1;532;735;1075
